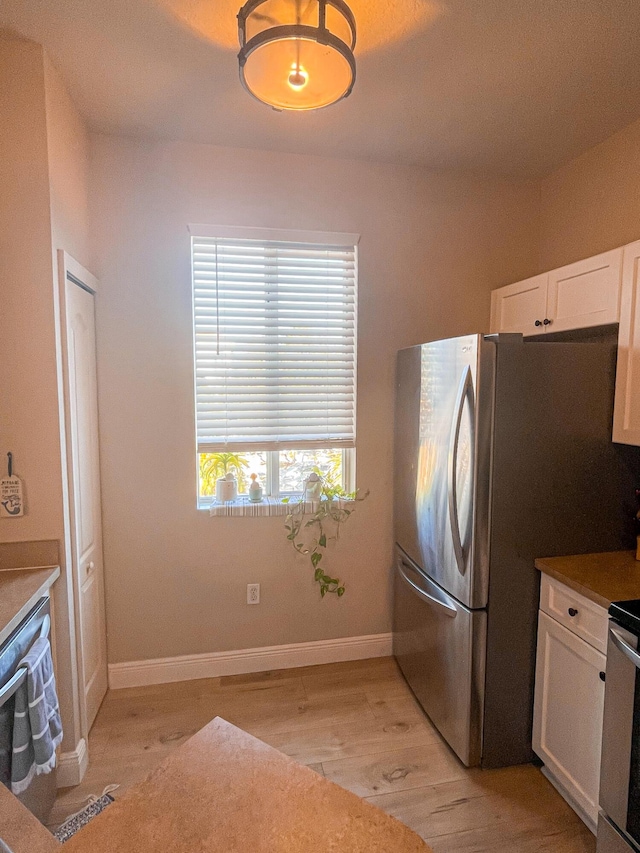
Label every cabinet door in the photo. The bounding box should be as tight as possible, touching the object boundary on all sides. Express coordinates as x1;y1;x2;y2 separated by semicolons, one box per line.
533;611;606;830
546;248;622;333
489;274;548;335
613;240;640;445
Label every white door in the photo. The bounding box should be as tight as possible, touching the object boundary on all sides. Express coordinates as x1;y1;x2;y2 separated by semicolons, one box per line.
613;240;640;445
533;611;606;830
61;253;108;730
489;274;548;336
546;248;622;333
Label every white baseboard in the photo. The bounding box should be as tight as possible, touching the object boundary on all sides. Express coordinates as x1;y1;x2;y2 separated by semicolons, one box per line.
108;632;393;690
57;738;88;788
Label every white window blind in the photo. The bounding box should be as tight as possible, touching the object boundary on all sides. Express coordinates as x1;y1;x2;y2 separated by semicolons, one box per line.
191;228;358;452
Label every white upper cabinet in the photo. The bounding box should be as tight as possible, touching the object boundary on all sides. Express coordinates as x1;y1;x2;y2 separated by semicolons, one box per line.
490;248;622;336
613;240;640;445
546;248;622;333
490;274;548;336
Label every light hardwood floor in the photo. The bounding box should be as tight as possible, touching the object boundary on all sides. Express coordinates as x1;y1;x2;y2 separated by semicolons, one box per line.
51;657;595;852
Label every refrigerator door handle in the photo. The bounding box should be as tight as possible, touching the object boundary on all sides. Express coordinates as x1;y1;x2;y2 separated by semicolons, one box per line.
448;364;475;575
396;555;458;618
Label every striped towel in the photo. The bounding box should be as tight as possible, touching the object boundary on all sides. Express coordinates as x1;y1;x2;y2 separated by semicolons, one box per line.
10;637;63;795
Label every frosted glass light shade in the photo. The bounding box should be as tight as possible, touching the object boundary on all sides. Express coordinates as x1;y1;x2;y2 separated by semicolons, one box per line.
238;0;356;111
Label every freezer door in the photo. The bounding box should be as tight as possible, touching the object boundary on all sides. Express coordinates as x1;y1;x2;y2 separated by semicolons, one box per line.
394;335;494;609
392;547;486;767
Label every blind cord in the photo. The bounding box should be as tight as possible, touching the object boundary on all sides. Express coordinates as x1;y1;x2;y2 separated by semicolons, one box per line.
215;239;220;357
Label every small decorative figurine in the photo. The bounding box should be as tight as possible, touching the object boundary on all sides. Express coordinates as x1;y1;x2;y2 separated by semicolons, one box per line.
304;472;323;501
249;473;263;503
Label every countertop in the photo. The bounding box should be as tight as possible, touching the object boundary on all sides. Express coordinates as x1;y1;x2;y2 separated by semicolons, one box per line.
0;566;60;647
535;551;640;609
64;717;432;853
0;783;60;853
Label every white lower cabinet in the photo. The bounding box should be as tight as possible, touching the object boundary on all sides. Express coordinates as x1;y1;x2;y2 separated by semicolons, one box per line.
533;605;606;833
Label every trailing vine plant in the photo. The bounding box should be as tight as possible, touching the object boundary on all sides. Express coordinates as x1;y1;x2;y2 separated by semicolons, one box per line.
284;480;369;598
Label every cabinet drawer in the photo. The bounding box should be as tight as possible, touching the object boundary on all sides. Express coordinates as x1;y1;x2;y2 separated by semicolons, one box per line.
539;574;608;654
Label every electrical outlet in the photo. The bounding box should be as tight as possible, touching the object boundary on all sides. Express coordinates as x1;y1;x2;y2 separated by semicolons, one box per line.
247;583;260;605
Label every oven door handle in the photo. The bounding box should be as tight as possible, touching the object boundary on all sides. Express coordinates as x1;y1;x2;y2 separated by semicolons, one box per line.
610;626;640;670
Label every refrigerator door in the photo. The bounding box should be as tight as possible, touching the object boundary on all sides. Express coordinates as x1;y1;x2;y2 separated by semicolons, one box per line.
393;546;486;766
394;334;495;609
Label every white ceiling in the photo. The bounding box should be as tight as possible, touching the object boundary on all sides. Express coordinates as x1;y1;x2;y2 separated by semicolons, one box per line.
3;0;640;177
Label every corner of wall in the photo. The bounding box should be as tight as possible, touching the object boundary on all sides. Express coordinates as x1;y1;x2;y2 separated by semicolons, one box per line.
537;116;640;271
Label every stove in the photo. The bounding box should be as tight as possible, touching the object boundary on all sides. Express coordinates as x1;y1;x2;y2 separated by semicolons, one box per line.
598;600;640;852
609;601;640;636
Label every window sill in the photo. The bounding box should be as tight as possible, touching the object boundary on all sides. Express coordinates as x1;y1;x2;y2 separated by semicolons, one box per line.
203;495;311;517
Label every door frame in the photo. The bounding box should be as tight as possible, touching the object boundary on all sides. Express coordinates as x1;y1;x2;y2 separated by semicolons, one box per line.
57;250;103;743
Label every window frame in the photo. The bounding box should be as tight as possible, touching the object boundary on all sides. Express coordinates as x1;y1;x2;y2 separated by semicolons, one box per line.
197;447;355;508
189;224;360;510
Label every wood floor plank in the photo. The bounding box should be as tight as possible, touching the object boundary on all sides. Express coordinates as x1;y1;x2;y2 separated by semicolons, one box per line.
242;691;376;737
261;714;440;764
301;657;408;701
365;764;587;842
220;657;392;687
367;692;437;728
97;675;306;725
365;779;500;841
425;819;595;853
322;740;469;797
218;668;302;686
96;713;202;763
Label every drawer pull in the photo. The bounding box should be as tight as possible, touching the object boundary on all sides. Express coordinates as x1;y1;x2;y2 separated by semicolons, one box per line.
599;671;606;682
568;607;578;617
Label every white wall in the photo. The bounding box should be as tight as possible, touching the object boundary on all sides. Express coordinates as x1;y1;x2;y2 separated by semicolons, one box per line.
44;55;92;272
0;35;92;751
540;116;640;270
0;37;62;544
90;134;540;664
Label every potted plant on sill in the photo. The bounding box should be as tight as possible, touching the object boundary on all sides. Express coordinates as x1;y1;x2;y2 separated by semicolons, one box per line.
199;452;249;498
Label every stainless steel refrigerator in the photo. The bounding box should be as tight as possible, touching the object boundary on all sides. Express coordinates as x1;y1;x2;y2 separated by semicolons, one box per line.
393;331;640;769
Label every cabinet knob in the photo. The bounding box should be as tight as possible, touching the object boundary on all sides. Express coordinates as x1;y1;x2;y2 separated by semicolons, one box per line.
534;320;543;327
543;318;552;326
568;607;578;617
87;561;95;574
599;671;606;682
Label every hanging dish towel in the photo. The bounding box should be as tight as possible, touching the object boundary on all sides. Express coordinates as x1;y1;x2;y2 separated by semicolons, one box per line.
11;637;63;795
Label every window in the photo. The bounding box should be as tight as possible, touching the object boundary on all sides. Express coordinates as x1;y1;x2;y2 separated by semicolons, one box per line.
191;225;358;505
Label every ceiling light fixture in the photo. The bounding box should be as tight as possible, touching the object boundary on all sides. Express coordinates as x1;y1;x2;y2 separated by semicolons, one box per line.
237;0;356;111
